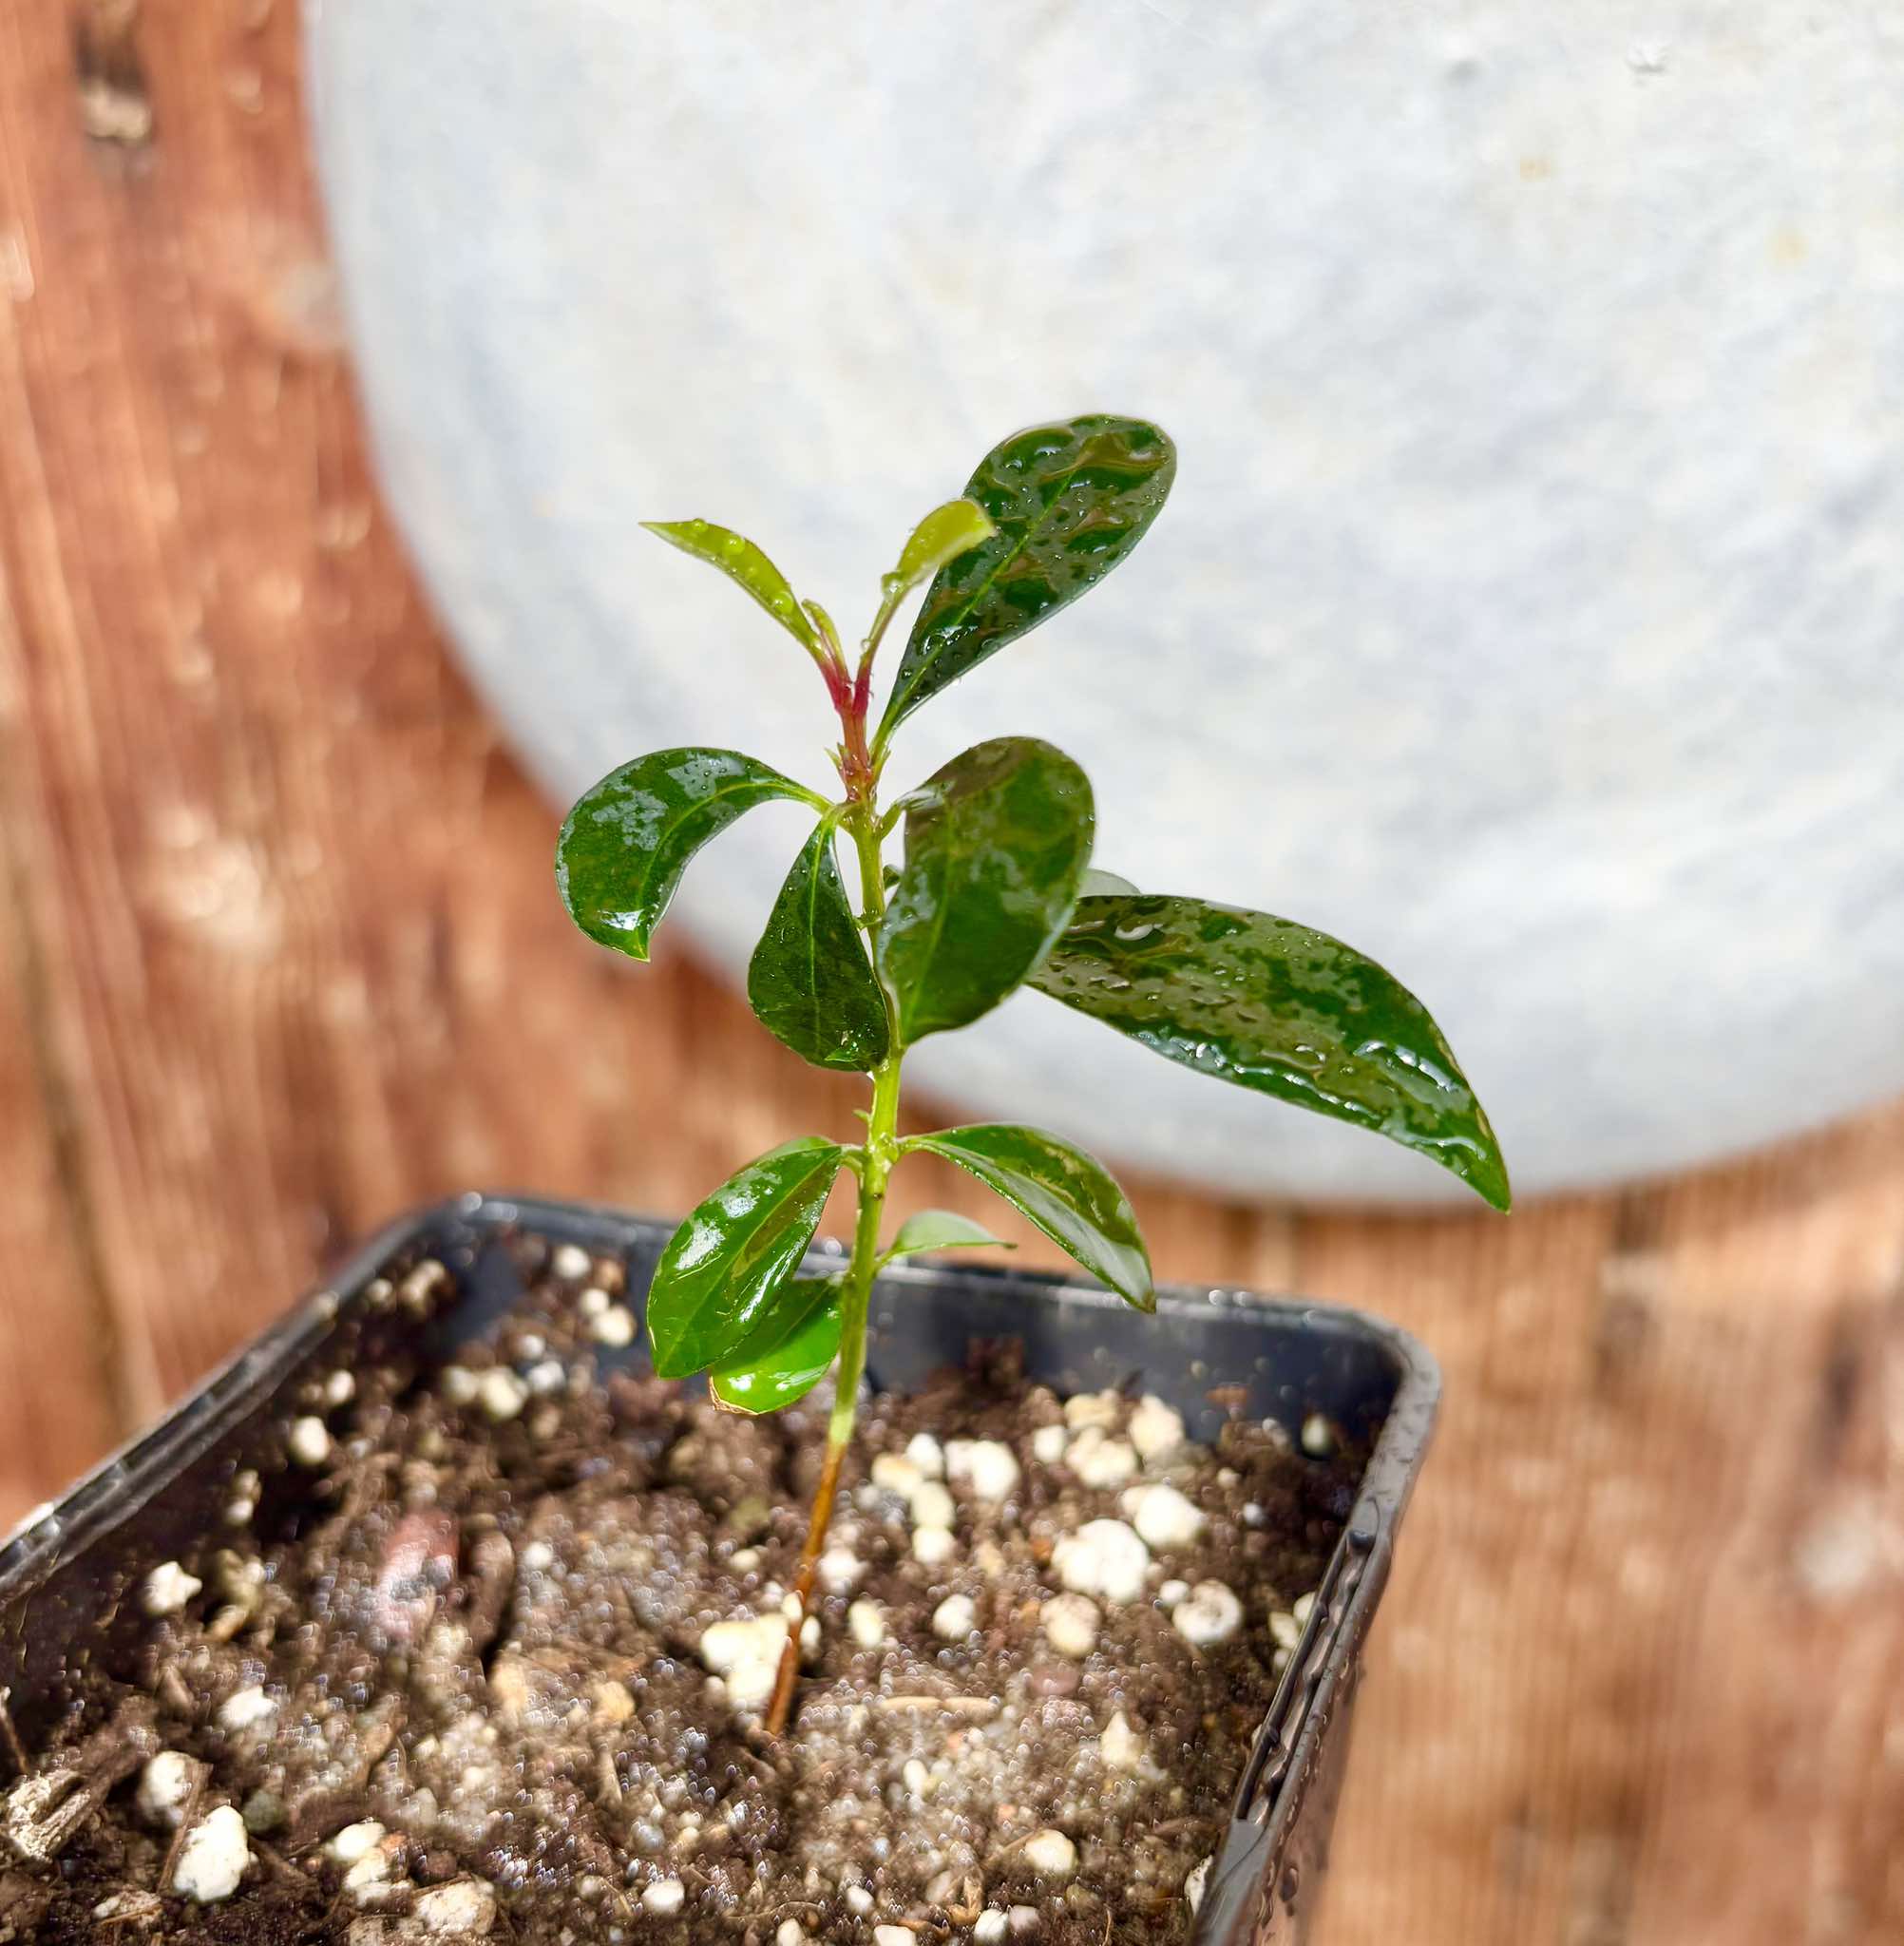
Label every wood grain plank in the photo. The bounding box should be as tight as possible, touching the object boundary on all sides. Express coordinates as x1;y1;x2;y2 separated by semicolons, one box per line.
2;5;1904;1943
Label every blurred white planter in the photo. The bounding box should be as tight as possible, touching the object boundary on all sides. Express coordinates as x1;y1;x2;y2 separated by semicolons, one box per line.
307;0;1904;1203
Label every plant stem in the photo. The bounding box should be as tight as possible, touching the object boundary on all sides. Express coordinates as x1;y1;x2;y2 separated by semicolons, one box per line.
763;800;903;1737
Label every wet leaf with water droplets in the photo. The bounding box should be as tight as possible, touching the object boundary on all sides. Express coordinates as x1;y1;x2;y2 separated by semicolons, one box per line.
1079;868;1139;897
710;1278;842;1414
905;1124;1152;1308
877;415;1176;737
883;1209;1015;1262
877;738;1095;1043
748;822;889;1072
642;518;820;655
557;749;818;961
647;1138;848;1375
1031;895;1511;1210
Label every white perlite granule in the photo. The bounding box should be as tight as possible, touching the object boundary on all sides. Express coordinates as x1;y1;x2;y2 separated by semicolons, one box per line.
1122;1481;1207;1550
135;1752;199;1827
911;1525;956;1566
817;1546;862;1593
171;1804;251;1902
931;1593;977;1641
478;1369;529;1421
1062;1391;1121;1431
1052;1519;1151;1604
1039;1593;1100;1659
215;1687;276;1733
549;1244;591;1282
142;1561;201;1616
287;1416;332;1467
908;1481;956;1531
413;1878;499;1935
1128;1394;1186;1463
1172;1580;1244;1648
1100;1710;1145;1771
1022;1828;1077;1878
869;1453;923;1498
326;1821;387;1863
589;1304;636;1346
1067;1427;1138;1488
946;1439;1020;1501
1185;1855;1212;1913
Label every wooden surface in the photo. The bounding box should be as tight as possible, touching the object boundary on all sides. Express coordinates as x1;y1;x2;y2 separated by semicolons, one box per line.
4;6;1903;1941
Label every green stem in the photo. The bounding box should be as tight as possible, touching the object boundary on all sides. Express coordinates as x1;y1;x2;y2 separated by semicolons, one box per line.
764;798;904;1736
856;579;905;695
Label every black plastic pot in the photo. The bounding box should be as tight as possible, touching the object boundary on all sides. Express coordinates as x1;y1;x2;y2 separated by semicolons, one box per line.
0;1192;1438;1943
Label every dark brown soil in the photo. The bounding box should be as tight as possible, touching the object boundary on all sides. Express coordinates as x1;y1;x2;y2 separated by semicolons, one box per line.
0;1232;1360;1944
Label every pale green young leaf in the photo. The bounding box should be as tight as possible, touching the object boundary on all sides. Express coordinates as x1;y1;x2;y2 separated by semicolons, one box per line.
643;518;820;655
882;1209;1015;1264
886;498;998;601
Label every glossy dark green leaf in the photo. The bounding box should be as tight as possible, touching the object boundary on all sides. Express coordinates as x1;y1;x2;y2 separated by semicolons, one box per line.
1079;868;1139;897
877;737;1095;1043
646;1138;847;1376
886;498;998;600
882;1209;1015;1263
557;749;818;961
877;415;1176;737
747;822;889;1071
905;1124;1152;1308
710;1279;842;1415
1031;895;1512;1211
642;519;820;655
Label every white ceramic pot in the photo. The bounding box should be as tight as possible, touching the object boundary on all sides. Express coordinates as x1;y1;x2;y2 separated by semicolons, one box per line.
307;0;1904;1201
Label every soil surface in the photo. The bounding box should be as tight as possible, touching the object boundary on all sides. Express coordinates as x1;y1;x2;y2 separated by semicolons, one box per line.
0;1231;1361;1943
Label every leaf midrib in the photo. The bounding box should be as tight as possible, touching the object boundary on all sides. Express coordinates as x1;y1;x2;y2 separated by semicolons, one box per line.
885;435;1111;730
632;768;798;914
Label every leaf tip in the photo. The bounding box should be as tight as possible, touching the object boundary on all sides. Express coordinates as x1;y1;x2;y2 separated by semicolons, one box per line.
1451;1124;1513;1211
1473;1156;1514;1213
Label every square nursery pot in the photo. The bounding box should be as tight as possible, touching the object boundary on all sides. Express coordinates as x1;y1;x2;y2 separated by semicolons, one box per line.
0;1192;1438;1944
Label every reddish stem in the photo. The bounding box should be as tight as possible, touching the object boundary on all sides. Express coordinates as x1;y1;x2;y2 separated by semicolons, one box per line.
763;1436;849;1735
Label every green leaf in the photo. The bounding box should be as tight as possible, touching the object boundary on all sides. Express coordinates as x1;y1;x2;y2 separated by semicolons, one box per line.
1079;868;1139;897
877;415;1176;737
886;498;998;601
557;749;818;961
747;822;890;1072
646;1138;848;1376
877;737;1095;1043
1031;895;1512;1211
883;1209;1015;1263
642;519;820;656
905;1123;1152;1309
711;1279;842;1415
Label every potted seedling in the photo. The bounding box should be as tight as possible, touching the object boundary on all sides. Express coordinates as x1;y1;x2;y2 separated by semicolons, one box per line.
555;411;1509;1734
0;415;1503;1946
